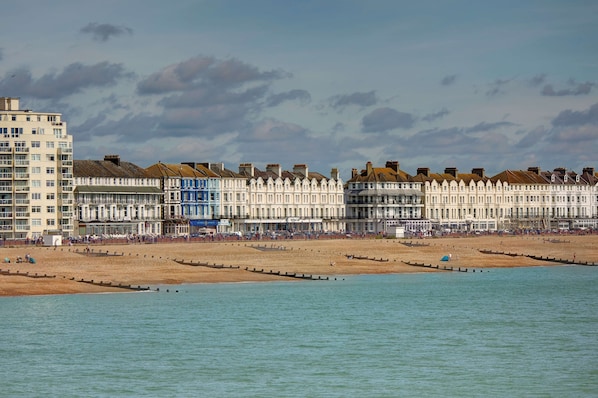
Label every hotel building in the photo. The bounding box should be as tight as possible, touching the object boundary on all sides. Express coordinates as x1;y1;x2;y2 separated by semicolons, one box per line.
0;97;74;240
73;155;162;237
345;161;425;234
237;163;345;234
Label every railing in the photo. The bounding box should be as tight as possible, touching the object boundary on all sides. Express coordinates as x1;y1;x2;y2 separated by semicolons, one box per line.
14;173;29;179
0;212;12;218
15;212;29;217
15;199;29;205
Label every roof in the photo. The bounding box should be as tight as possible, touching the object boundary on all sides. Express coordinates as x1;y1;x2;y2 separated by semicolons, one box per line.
145;163;219;178
490;170;549;184
347;165;413;183
74;159;151;178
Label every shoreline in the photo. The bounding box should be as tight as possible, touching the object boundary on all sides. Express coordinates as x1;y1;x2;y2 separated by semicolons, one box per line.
1;234;596;297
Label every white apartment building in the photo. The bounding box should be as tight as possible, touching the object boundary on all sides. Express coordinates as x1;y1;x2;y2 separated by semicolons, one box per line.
145;162;187;237
200;162;248;233
74;155;162;237
539;167;598;229
237;163;345;234
416;167;514;232
0;97;74;240
346;161;424;234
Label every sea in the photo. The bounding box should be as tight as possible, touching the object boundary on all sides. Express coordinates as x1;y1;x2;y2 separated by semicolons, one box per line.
1;265;597;397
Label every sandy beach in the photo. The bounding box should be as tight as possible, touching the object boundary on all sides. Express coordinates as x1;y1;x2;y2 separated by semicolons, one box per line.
1;234;596;296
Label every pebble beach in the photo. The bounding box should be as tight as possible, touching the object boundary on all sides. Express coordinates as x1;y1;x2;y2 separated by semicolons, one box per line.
1;234;596;296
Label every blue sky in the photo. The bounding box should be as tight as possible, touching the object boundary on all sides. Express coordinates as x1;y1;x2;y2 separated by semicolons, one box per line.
1;0;597;179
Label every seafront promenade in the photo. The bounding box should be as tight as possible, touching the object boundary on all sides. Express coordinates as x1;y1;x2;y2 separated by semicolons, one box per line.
1;234;596;296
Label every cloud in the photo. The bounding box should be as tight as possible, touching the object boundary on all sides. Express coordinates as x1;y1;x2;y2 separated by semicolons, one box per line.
361;107;415;133
423;108;449;122
552;103;598;126
137;56;288;95
80;23;133;42
542;81;593;96
0;48;3;61
0;62;134;99
441;75;457;86
529;74;546;87
516;126;549;147
465;121;516;133
329;91;377;109
266;89;311;107
486;78;512;97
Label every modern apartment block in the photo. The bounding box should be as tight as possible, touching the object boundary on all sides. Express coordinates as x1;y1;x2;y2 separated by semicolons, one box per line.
73;155;162;237
0;97;74;240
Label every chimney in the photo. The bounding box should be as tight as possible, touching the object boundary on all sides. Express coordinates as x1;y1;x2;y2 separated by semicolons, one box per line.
554;167;566;175
472;168;485;178
331;168;339;180
366;161;373;175
417;167;430;177
385;161;400;173
239;163;254;177
104;155;120;166
293;164;308;177
181;162;197;169
444;167;458;178
527;166;540;175
352;168;358;178
582;167;595;176
266;163;282;177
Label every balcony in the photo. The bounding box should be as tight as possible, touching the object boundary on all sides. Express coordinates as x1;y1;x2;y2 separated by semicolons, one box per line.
0;212;12;218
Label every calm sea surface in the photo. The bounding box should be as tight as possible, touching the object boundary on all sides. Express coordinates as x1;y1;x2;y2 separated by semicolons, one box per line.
1;265;597;397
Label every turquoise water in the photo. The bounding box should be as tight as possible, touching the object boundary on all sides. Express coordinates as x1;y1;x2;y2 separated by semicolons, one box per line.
1;266;597;397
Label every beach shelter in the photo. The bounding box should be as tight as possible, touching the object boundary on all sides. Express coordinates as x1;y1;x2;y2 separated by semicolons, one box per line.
440;255;450;261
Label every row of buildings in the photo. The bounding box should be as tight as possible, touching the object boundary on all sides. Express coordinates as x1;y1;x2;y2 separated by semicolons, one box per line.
1;96;597;240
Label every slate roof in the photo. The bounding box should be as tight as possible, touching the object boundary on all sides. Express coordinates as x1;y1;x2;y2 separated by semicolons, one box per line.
347;163;413;183
490;170;549;184
145;163;219;178
74;158;151;178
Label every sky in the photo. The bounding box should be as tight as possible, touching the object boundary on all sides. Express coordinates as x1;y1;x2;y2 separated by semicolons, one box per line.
1;0;597;180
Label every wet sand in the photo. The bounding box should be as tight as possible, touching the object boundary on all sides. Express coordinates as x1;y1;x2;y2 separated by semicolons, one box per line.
1;234;596;296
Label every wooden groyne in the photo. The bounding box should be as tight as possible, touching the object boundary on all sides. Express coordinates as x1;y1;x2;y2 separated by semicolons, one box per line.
401;261;477;272
244;267;329;281
345;254;389;262
400;241;430;247
0;268;56;278
75;278;151;291
173;259;329;281
478;249;597;266
173;259;240;269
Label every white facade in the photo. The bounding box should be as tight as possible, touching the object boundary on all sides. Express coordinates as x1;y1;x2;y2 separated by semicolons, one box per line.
238;163;345;234
0;97;74;240
74;156;162;237
201;163;247;233
346;161;424;234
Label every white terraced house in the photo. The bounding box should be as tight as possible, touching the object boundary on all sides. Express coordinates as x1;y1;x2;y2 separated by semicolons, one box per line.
0;97;74;240
237;163;345;235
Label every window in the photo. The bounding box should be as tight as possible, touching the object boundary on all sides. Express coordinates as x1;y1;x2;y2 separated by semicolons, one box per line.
46;193;55;200
31;180;41;188
46;180;55;187
31;141;41;148
46;219;56;226
31;219;41;226
46;154;55;161
31;193;41;200
47;206;56;213
53;128;62;138
31;154;41;161
46;167;55;174
31;206;41;213
46;142;54;149
31;167;41;174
